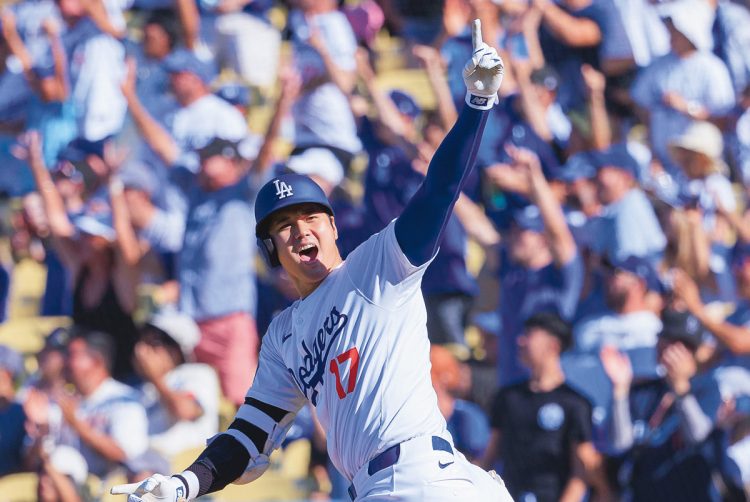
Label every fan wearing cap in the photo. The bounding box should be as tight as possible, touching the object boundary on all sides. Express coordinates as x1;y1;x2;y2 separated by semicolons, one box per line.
121;47;246;172
20;327;71;399
574;256;663;352
286;0;362;171
589;143;666;264
60;329;149;479
36;0;128;141
672;245;750;361
630;0;735;174
113;20;511;502
134;310;219;457
0;345;27;477
601;309;722;501
496;147;583;385
23;131;141;380
669;120;736;229
482;312;604;502
166;135;261;406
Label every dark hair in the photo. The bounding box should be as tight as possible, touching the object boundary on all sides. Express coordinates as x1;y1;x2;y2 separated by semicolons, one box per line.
524;311;572;352
71;328;116;373
144;10;180;50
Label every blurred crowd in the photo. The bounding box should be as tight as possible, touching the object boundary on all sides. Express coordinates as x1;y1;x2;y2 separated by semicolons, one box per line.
0;0;750;500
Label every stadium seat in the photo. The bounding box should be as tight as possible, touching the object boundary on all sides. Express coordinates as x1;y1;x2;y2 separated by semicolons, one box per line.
0;473;37;502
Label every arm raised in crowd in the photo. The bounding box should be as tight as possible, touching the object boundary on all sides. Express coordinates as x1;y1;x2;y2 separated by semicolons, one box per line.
581;64;611;151
672;269;750;354
79;0;125;38
413;44;458;130
1;13;68;103
120;59;180;166
307;23;356;96
176;0;199;50
252;66;302;175
601;346;635;452
20;131;80;270
533;0;601;48
508;145;577;266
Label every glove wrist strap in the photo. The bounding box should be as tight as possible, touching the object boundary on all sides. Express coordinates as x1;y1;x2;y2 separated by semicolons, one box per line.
173;471;199;501
465;92;497;110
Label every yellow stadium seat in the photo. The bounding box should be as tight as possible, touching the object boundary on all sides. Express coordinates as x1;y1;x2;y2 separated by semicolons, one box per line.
0;472;38;502
0;316;71;356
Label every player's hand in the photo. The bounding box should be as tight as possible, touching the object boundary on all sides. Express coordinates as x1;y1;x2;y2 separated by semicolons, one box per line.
111;474;188;502
463;19;504;110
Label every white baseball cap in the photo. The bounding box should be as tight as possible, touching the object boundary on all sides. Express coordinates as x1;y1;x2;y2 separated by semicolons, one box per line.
287;148;345;187
669;121;723;159
146;310;201;358
49;446;88;486
659;0;715;51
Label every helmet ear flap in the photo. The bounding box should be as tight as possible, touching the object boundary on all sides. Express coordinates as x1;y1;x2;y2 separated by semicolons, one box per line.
257;237;281;268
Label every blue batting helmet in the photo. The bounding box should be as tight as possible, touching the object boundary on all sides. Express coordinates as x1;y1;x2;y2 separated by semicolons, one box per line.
254;174;334;268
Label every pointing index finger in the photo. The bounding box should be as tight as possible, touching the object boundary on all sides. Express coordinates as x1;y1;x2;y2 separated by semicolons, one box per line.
110;482;141;495
472;19;483;51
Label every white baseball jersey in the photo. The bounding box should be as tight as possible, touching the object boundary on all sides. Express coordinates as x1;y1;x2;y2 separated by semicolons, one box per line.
247;220;447;480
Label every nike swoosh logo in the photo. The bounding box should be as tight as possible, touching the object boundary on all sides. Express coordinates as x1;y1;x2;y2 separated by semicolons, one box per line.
282;333;292;343
438;461;454;469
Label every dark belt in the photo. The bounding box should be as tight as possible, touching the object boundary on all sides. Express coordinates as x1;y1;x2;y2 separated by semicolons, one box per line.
348;436;453;500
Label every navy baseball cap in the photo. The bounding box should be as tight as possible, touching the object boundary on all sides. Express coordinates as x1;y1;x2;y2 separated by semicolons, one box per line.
57;137;106;164
42;327;72;352
512;205;545;233
552;152;597;183
255;174;334;238
389;89;421;119
197;137;242;161
163;49;217;84
530;65;560;92
605;255;661;292
215;82;251;107
591;143;640;179
659;309;704;350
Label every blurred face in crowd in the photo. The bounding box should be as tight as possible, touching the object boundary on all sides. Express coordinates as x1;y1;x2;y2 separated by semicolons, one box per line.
531;84;556;109
143;23;172;60
0;368;14;400
670;147;713;180
665;20;696;56
268;203;342;298
518;326;560;369
37;348;65;385
56;0;85;25
66;338;105;394
605;269;645;312
170;71;205;106
509;226;548;267
735;257;750;298
199;154;242;191
596;166;633;205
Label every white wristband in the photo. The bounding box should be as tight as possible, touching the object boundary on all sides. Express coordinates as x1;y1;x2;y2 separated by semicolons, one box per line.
465;92;497;110
176;471;199;501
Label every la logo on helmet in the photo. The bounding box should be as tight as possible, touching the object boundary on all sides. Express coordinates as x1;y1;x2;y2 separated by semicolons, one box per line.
274;179;293;199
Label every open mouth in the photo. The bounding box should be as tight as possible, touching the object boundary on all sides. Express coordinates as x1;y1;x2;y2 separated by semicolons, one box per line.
298;244;319;263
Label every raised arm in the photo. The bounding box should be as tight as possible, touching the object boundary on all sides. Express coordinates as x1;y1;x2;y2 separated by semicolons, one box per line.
395;20;503;266
120;59;180;166
508;145;577;266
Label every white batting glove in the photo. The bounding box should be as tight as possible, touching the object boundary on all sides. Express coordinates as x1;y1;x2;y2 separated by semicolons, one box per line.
463;19;504;110
110;474;189;502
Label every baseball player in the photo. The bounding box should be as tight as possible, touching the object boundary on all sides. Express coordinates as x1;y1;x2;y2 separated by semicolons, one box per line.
112;20;512;501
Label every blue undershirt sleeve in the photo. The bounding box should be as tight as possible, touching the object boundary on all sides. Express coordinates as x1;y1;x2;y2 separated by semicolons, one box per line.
394;106;489;266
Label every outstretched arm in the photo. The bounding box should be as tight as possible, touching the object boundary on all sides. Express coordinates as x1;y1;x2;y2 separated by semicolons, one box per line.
395;20;503;266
